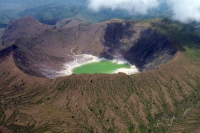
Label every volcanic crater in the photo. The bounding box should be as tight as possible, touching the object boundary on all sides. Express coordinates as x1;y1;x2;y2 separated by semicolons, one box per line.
1;16;200;133
1;16;177;78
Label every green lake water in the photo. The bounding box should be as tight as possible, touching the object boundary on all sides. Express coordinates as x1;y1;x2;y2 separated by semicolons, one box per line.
73;60;130;74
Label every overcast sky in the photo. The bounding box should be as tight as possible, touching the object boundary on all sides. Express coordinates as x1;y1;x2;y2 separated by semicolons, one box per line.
88;0;200;23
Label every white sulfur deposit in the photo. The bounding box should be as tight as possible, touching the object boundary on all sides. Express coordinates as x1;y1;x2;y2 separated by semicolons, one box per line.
57;48;139;76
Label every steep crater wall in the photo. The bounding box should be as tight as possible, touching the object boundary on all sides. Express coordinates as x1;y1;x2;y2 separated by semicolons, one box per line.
100;22;138;59
0;17;178;77
102;22;178;71
125;29;178;71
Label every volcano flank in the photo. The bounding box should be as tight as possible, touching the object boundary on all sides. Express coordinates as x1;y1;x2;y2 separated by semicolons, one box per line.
1;15;200;133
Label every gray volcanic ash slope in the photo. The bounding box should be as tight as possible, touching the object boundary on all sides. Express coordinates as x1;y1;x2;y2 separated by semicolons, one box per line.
101;22;177;71
0;16;177;77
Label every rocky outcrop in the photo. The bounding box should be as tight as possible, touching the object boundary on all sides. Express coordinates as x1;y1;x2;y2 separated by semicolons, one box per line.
102;22;177;71
100;21;139;59
125;29;177;71
1;16;52;47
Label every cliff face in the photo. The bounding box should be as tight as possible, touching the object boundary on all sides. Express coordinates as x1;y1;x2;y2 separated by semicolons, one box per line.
102;22;177;71
104;22;137;46
101;22;137;59
125;29;178;71
0;17;178;77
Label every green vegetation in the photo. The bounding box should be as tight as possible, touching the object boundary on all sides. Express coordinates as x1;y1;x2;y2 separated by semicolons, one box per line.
21;4;171;24
0;0;171;25
149;18;200;59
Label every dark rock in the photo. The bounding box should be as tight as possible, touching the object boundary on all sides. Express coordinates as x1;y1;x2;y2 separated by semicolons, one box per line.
124;29;178;71
102;22;177;71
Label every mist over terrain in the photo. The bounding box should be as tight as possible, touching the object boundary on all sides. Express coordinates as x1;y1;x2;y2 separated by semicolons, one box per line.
89;0;200;23
0;0;200;22
167;0;200;22
0;0;199;26
88;0;159;14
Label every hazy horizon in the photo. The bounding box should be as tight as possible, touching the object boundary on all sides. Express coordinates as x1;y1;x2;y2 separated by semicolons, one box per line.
0;0;200;23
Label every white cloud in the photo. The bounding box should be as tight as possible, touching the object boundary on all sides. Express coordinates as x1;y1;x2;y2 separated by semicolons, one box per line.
88;0;200;23
88;0;160;14
167;0;200;23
